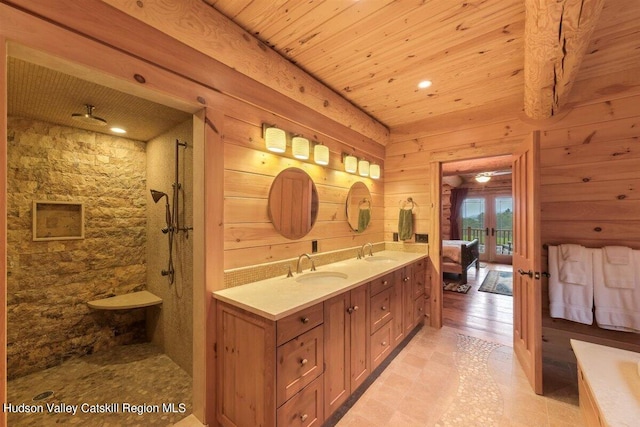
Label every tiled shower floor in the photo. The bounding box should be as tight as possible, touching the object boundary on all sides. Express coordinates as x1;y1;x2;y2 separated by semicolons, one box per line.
7;343;192;426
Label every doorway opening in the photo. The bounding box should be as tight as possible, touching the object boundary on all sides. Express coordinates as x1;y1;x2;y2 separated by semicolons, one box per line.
5;47;204;426
441;155;514;345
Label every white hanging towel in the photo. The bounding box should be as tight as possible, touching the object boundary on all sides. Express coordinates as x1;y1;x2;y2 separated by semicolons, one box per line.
548;245;594;325
602;246;635;289
593;249;640;333
558;244;588;285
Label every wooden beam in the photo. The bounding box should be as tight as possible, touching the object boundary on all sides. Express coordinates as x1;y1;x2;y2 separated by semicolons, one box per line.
99;0;389;145
524;0;605;119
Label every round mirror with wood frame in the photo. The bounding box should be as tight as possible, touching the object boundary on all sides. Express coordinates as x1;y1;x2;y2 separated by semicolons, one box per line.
346;181;372;233
268;167;319;240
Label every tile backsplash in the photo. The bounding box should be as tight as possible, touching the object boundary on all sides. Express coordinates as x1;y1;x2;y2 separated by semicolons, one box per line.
224;241;428;288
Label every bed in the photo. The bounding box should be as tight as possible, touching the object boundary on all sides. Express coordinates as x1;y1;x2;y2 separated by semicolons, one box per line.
442;239;480;284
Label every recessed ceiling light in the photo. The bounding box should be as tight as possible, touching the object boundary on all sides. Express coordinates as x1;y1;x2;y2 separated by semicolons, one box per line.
110;127;127;134
418;80;432;89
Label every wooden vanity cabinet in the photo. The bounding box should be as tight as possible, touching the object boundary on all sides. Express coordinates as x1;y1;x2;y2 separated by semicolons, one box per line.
216;301;324;427
411;259;427;328
216;256;429;427
323;283;370;419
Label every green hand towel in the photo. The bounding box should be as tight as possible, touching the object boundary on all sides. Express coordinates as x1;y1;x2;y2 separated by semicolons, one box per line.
358;208;371;232
398;209;413;240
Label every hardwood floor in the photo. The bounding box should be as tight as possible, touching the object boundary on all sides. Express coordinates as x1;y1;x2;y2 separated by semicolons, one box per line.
442;262;514;346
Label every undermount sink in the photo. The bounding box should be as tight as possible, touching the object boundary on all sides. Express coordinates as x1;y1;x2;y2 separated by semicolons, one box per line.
364;256;398;263
295;271;349;285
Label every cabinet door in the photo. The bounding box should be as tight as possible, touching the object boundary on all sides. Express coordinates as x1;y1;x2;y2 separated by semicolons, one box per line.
217;302;276;427
390;271;404;348
350;284;370;392
323;293;350;418
402;265;414;334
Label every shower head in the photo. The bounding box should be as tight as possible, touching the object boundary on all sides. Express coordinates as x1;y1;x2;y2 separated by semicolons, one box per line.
150;189;168;204
71;104;107;126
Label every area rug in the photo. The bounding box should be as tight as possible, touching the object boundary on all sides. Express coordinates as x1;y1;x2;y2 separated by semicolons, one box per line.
443;281;471;294
478;270;513;296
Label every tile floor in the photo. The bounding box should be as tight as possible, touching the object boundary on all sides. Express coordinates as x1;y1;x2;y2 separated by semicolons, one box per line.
6;327;584;427
6;343;192;426
334;326;585;427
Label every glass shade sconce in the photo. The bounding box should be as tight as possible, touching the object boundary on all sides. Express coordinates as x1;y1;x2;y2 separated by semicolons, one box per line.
263;124;286;153
342;152;381;179
262;123;331;166
369;164;381;179
358;159;370;177
292;136;310;160
314;143;329;165
343;154;358;173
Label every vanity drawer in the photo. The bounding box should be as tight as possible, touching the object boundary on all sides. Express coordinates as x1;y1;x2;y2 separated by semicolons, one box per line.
276;325;324;407
370;288;393;332
370;272;395;296
412;269;426;299
276;375;324;427
414;257;427;272
370;320;392;371
277;302;324;346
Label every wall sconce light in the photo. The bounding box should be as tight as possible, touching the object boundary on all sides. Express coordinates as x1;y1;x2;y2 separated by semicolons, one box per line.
314;143;329;165
344;154;358;173
370;164;381;179
358;159;370;177
291;136;310;160
263;124;287;153
475;173;491;183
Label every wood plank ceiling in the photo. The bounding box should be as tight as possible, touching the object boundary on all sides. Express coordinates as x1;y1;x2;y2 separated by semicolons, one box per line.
207;0;640;131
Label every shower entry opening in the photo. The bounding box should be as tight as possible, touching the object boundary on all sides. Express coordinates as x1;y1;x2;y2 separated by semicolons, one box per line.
460;194;513;264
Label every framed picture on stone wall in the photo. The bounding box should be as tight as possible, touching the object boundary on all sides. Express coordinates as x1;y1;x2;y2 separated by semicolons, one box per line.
32;200;85;241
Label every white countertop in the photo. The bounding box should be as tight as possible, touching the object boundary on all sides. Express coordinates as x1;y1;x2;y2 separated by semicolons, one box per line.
213;250;427;320
571;339;640;426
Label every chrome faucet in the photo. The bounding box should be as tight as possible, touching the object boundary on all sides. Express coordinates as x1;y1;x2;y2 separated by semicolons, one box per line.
296;253;316;274
358;243;374;259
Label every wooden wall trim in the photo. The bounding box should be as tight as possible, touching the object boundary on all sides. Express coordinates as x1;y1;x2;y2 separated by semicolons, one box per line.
523;0;605;120
98;0;389;145
2;0;387;157
0;33;7;427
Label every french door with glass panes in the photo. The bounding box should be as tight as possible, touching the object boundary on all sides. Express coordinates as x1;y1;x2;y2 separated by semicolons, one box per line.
460;194;513;264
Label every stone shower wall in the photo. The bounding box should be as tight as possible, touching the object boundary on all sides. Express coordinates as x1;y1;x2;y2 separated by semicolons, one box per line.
6;117;148;379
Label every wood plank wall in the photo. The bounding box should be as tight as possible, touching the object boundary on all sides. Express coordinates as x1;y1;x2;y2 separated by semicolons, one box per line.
221;99;384;270
387;91;640;364
539;92;640;361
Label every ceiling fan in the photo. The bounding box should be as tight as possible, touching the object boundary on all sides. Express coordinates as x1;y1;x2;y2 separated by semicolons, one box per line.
474;170;511;183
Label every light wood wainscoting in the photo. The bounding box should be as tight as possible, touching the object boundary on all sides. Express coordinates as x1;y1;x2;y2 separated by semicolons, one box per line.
386;91;640;366
220;99;384;270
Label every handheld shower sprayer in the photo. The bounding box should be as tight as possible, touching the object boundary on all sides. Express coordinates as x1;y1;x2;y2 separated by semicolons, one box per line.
150;189;175;284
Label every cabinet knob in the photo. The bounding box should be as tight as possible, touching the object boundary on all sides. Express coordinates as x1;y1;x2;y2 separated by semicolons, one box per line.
403;277;410;282
300;414;308;422
382;280;388;285
300;358;308;366
301;317;310;324
381;306;387;311
381;341;387;346
353;305;359;311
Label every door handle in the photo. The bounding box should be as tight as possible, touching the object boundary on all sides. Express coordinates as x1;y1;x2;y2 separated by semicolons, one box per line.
485;227;489;236
491;228;495;236
517;269;533;278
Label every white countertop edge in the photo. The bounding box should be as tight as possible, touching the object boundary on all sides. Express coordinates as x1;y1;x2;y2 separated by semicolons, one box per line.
213;250;427;321
570;339;640;426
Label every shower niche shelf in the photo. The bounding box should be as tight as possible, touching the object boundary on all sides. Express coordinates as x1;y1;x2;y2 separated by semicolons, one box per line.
87;290;162;310
32;200;84;241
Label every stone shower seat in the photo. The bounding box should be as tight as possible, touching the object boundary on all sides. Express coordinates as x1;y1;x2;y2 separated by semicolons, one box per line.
87;290;162;310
